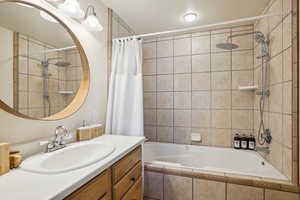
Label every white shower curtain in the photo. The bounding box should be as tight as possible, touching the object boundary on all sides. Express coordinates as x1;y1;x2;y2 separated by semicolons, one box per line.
105;37;144;136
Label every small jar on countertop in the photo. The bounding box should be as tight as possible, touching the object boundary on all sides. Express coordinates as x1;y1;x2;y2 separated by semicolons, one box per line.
241;134;249;150
233;133;241;149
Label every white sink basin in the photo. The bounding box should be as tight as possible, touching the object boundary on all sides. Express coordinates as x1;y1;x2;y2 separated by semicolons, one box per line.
20;141;115;174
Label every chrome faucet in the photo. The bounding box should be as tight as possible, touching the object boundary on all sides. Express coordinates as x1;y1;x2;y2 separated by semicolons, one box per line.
41;126;70;153
255;146;270;154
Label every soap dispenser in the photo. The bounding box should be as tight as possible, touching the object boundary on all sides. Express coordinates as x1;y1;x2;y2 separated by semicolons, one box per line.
248;134;256;150
241;134;249;150
233;133;241;149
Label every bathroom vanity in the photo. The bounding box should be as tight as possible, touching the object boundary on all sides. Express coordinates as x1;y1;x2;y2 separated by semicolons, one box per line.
0;135;145;200
65;146;142;200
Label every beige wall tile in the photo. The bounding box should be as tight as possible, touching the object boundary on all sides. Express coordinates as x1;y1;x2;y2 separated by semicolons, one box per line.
144;93;156;109
283;0;292;14
192;73;211;90
28;75;43;92
269;112;283;143
143;59;156;75
144;109;156;125
174;110;191;127
28;92;44;108
283;114;292;148
18;74;28;91
232;70;253;90
157;109;173;126
193;179;225;200
270;54;283;85
28;41;44;61
232;50;253;70
157;75;173;91
192;110;211;128
270;23;283;57
192;35;210;54
18;91;28;109
157;57;173;74
212;71;231;90
143;76;156;92
268;0;283;31
174;56;191;73
211;90;231;109
211;129;232;147
174;37;191;56
157;126;173;143
157;92;173;109
283;47;292;81
232;32;253;50
269;83;283;113
143;42;156;59
174;74;191;91
283;81;292;114
192;91;211;109
164;174;192;200
212;109;231;129
192;54;210;72
232;91;254;109
265;189;299;200
18;38;28;56
211;52;231;71
270;141;283;171
174;127;191;144
157;40;173;58
144;171;164;200
227;184;263;200
283;147;292;180
283;14;292;50
174;92;191;109
18;57;28;74
232;109;253;130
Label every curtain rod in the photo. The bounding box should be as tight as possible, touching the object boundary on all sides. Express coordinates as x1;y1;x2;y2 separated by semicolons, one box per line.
114;12;288;40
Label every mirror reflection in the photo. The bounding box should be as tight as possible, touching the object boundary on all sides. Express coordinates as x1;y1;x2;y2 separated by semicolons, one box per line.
0;2;83;118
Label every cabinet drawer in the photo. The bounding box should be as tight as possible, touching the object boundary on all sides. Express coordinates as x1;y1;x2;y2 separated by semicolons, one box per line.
112;146;141;184
121;177;142;200
113;162;142;200
64;169;111;200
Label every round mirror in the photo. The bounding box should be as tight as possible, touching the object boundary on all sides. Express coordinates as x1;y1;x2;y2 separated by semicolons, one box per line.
0;1;89;120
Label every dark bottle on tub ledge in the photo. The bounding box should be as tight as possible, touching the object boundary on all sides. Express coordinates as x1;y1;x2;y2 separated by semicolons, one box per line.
233;134;241;149
241;134;249;150
248;134;256;150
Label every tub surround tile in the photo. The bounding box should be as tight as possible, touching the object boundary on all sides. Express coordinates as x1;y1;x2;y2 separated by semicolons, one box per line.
157;110;173;126
157;92;173;109
157;75;173;91
192;36;210;54
174;74;191;91
143;42;156;59
157;57;173;74
157;126;173;143
193;179;226;200
174;92;191;109
174;38;191;56
227;184;264;200
144;171;164;200
143;59;156;75
157;40;173;58
174;127;191;144
174;56;191;73
164;174;193;200
192;54;210;72
265;189;299;200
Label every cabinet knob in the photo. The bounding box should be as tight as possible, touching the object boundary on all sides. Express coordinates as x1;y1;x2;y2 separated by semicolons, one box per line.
130;177;136;182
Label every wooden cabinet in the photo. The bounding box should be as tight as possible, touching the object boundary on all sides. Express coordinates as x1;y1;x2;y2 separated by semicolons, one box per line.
112;147;142;200
65;168;112;200
64;146;142;200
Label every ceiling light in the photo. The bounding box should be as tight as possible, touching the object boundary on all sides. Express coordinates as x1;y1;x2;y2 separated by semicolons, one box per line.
40;11;59;24
81;6;103;32
58;0;84;19
184;12;198;22
16;3;34;8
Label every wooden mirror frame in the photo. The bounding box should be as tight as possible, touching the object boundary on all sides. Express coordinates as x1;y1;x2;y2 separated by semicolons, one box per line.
0;0;90;121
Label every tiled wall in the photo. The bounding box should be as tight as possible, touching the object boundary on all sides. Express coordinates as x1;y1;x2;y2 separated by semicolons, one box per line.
16;33;81;118
143;25;255;147
144;171;299;200
253;0;297;182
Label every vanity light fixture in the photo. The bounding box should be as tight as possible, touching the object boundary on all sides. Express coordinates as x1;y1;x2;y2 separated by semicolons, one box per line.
58;0;84;19
81;5;103;32
184;12;198;22
40;10;59;24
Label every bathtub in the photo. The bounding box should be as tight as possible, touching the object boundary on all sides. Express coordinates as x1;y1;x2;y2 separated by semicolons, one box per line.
144;142;288;181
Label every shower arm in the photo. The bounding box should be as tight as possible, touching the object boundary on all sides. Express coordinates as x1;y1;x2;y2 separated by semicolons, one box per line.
226;31;261;41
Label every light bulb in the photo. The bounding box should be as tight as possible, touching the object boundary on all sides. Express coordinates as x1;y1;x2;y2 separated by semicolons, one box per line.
82;14;103;32
58;0;84;19
40;11;59;24
184;12;198;22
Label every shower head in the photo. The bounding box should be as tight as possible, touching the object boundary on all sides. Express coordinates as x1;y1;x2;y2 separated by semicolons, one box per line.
216;42;239;50
55;61;71;67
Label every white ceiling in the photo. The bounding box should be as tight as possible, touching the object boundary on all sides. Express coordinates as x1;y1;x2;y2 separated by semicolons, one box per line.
0;3;74;47
101;0;271;34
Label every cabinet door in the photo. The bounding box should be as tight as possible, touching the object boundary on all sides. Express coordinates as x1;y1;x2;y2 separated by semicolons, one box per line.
64;168;111;200
112;147;141;184
114;162;142;200
121;177;142;200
